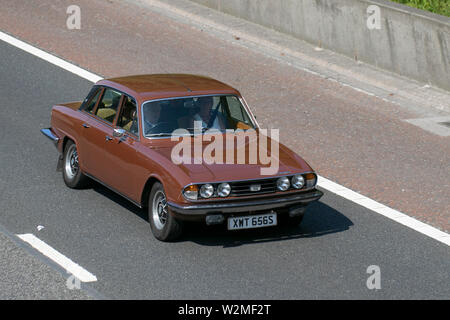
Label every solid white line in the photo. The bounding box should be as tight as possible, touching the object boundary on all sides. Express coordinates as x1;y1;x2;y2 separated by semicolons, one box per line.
1;31;448;247
17;234;97;282
0;31;102;83
317;176;450;246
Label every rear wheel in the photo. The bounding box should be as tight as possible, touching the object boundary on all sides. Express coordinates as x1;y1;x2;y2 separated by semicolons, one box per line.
62;140;89;189
148;182;183;241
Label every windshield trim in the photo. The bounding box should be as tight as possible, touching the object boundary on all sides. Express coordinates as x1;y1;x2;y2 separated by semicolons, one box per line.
140;94;258;140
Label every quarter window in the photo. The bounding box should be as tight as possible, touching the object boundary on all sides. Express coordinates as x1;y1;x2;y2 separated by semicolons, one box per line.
226;96;252;125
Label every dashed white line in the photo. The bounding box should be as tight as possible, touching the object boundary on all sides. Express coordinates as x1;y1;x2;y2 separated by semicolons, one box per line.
1;30;448;247
17;234;97;283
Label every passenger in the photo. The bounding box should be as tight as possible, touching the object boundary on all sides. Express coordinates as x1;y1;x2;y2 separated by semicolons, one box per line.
122;100;138;135
192;96;225;130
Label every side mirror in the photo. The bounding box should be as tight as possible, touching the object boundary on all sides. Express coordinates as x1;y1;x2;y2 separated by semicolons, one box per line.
113;128;126;138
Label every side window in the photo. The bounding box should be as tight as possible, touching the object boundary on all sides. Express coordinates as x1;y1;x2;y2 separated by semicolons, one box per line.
95;88;122;123
117;96;138;136
83;87;102;114
226;96;252;124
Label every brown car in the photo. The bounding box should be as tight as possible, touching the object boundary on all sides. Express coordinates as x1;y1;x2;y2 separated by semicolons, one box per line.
41;74;323;241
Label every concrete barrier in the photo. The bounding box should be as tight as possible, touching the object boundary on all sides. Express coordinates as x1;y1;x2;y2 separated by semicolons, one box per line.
189;0;450;91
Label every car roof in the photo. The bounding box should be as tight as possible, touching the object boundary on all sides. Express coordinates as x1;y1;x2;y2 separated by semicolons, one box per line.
97;74;239;101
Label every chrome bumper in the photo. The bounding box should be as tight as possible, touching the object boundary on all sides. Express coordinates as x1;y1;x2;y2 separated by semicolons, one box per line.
168;189;323;216
40;128;59;148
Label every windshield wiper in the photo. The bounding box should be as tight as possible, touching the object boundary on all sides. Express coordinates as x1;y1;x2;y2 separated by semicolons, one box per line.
186;127;208;133
146;133;173;137
186;127;226;133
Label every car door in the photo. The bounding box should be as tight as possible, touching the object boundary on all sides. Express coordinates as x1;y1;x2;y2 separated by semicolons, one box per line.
101;95;144;202
80;86;123;184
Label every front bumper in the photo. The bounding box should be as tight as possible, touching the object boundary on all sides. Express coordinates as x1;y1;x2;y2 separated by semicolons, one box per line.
168;189;323;219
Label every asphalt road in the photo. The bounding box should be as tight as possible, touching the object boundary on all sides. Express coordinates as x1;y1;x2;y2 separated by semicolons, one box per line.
0;41;449;299
0;227;92;299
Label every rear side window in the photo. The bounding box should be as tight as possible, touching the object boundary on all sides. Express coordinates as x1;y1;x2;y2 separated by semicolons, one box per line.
95;88;122;123
84;88;102;114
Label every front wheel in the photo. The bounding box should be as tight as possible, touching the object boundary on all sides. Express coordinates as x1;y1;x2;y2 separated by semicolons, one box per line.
279;212;305;227
62;140;89;189
286;215;304;226
148;182;183;241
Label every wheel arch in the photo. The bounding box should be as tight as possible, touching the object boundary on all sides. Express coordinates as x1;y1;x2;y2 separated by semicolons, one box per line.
140;176;163;209
61;135;73;153
57;134;84;171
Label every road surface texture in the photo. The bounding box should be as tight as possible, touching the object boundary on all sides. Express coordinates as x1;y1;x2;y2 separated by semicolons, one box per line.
0;225;93;299
0;0;449;299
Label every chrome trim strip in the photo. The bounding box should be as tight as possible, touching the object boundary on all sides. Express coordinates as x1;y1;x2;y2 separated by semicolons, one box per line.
239;95;260;129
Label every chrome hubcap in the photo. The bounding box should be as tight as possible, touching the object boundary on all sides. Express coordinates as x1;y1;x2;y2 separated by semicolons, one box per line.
152;190;168;230
64;145;79;179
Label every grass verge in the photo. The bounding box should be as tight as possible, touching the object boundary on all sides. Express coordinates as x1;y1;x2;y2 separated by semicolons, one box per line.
390;0;450;17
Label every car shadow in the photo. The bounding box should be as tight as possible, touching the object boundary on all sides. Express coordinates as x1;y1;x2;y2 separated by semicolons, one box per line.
90;182;353;248
91;181;149;222
179;200;353;247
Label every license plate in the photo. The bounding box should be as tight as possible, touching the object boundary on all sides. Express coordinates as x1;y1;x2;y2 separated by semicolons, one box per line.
228;212;277;230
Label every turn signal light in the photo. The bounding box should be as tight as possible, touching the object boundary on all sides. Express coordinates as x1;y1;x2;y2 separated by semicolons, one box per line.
183;185;199;200
304;173;317;188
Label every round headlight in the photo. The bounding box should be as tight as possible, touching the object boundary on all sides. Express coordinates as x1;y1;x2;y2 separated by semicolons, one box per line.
183;185;198;200
292;175;305;189
217;183;231;197
277;177;290;191
199;184;214;198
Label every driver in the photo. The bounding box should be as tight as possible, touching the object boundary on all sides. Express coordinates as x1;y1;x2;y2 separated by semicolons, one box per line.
143;102;162;134
192;96;225;130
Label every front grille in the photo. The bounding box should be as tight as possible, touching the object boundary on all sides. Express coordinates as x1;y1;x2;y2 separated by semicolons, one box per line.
230;178;278;197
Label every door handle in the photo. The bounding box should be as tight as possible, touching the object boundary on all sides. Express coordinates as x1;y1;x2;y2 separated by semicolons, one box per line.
105;135;113;141
82;123;90;128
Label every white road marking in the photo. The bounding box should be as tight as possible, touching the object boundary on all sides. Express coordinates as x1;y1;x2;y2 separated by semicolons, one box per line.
1;31;449;247
0;31;102;83
17;234;97;283
317;176;450;246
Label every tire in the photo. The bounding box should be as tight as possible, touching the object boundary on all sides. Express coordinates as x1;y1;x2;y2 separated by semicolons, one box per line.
62;140;89;189
286;214;304;226
148;182;183;241
279;212;305;227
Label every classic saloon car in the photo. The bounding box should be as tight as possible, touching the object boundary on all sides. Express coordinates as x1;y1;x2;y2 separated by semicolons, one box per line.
41;74;323;241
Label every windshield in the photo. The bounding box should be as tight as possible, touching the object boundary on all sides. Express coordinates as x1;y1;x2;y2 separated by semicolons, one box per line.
142;95;256;137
